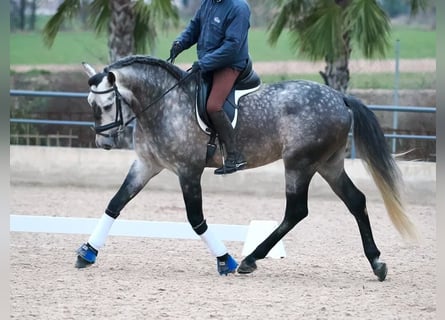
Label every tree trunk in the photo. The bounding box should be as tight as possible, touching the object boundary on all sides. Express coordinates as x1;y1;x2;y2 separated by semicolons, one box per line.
19;0;26;31
319;31;351;93
108;0;136;63
78;2;89;30
28;0;37;31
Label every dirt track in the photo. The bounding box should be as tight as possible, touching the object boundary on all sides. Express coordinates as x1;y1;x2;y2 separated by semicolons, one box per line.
10;183;436;319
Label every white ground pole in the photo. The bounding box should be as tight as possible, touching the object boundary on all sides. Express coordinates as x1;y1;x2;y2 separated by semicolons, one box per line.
10;215;286;258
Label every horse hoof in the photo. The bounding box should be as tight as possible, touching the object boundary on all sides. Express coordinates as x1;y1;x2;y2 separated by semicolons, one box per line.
217;254;238;275
237;257;257;274
75;243;97;268
372;260;388;281
75;256;94;268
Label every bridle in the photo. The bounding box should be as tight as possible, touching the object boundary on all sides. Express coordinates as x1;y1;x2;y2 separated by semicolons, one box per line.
89;70;197;138
90;85;126;138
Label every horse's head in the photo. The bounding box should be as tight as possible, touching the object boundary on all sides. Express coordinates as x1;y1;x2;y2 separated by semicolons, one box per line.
82;62;135;150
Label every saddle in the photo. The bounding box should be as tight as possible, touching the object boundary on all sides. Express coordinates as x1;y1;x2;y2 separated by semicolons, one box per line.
195;59;261;134
195;59;261;162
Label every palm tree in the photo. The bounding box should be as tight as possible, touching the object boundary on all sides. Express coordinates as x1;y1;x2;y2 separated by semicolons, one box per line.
268;0;427;92
43;0;178;63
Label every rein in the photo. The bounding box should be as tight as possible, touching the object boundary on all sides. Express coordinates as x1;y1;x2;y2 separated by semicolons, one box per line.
90;69;197;138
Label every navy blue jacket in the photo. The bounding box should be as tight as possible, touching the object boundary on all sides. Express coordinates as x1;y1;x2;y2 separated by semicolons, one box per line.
175;0;251;72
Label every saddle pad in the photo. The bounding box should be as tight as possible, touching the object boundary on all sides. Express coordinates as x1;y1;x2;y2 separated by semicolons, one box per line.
196;84;261;135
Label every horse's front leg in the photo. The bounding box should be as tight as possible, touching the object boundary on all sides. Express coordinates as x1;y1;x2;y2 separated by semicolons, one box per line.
179;172;238;275
75;159;162;268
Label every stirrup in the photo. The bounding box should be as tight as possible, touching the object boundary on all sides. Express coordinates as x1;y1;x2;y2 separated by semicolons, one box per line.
214;152;247;175
214;160;247;175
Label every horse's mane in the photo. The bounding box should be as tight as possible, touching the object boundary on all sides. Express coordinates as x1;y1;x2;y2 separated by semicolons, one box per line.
104;55;186;80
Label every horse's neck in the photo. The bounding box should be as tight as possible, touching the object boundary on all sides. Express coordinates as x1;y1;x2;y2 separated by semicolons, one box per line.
132;75;195;118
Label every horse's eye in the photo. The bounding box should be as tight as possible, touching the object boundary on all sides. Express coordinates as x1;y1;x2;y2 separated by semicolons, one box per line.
103;104;113;112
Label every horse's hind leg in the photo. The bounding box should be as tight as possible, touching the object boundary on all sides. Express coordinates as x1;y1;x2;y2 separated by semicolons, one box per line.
75;159;161;268
318;163;387;281
178;172;238;275
238;166;314;274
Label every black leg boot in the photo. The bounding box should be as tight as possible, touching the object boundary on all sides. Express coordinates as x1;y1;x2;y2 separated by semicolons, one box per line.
209;110;247;175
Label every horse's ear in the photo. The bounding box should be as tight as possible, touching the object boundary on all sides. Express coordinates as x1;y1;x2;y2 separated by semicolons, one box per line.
107;72;116;85
82;62;97;77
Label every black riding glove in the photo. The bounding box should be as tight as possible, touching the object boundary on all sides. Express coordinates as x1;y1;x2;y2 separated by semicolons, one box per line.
169;41;183;62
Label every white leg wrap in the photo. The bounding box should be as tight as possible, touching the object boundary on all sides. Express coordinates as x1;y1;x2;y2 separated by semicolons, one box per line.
199;228;227;257
88;214;115;250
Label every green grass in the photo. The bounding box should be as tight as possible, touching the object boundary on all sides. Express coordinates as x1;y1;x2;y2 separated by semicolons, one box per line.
385;26;436;59
10;25;435;89
10;25;435;65
261;72;435;90
249;25;436;61
10;32;109;65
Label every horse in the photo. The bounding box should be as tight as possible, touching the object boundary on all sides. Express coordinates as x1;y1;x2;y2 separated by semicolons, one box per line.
76;54;416;281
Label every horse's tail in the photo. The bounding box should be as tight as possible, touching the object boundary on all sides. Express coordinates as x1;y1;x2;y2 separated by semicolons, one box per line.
343;95;417;240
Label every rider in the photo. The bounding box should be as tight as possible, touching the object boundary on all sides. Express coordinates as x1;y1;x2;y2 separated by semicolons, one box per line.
169;0;251;175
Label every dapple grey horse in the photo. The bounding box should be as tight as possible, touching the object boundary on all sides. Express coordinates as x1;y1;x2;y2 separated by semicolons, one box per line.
76;55;415;280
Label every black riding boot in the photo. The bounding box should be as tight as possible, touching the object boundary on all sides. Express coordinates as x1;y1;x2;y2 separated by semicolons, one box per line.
209;110;247;175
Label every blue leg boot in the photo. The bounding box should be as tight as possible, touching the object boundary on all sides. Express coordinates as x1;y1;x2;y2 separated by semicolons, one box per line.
75;243;98;268
217;254;238;275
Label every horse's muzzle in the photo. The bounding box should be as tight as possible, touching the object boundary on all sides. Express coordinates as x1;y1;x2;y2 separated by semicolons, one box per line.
102;144;112;150
95;135;116;150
